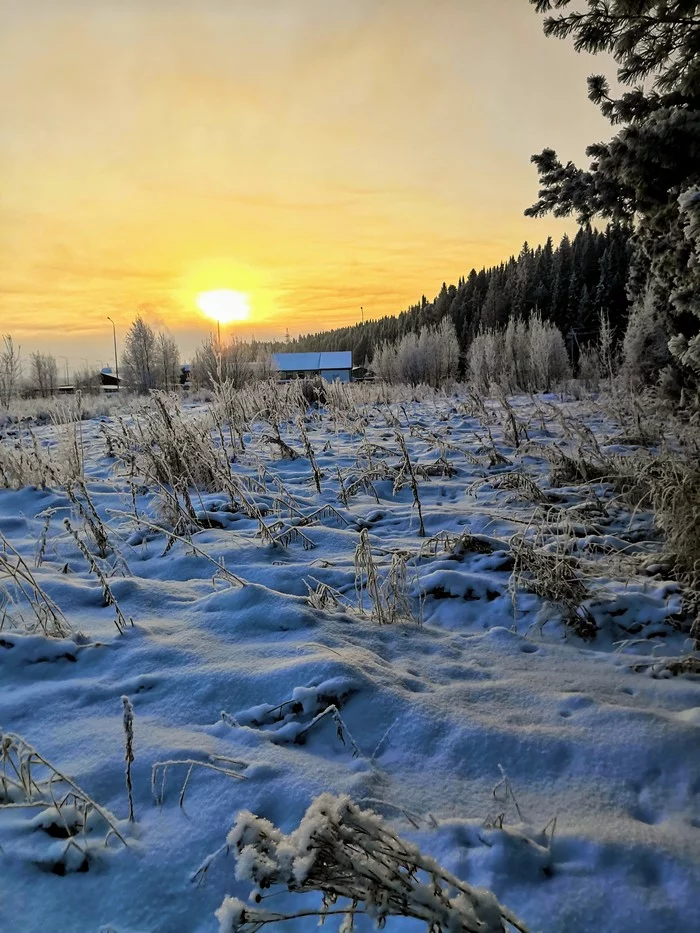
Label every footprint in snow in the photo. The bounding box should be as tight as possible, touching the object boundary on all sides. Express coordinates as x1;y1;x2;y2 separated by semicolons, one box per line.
557;694;595;718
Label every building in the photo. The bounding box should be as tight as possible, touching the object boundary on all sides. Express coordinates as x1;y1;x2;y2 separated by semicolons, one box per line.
99;367;121;392
272;351;352;383
179;364;192;390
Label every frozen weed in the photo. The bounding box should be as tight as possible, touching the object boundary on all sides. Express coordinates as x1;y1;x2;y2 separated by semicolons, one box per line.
63;519;131;634
510;532;598;640
152;757;247;808
0;732;127;871
394;430;426;537
214;793;529;932
472;472;549;505
354;530;420;625
296;416;322;492
121;696;135;822
0;533;71;637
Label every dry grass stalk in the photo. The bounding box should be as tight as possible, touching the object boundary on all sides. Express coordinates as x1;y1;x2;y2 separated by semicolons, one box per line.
297;417;322;492
354;530;419;625
469;472;549;504
63;518;131;634
35;509;54;568
497;392;530;448
151;757;247;808
0;532;71;637
292;704;363;757
121;696;135;822
335;466;349;507
418;529;496;558
394;430;425;537
109;508;247;587
298;504;350;528
65;479;111;558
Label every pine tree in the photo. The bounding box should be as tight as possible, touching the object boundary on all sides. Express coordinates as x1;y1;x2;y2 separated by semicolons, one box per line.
526;0;700;395
533;236;554;317
513;241;538;318
550;234;573;330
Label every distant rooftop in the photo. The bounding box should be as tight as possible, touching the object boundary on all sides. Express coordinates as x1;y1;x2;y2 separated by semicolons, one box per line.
272;351;352;371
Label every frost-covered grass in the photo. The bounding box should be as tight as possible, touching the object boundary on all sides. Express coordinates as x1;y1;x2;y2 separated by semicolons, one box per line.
0;385;699;932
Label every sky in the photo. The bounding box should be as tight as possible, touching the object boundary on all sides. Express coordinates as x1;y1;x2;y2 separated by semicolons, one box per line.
0;0;616;371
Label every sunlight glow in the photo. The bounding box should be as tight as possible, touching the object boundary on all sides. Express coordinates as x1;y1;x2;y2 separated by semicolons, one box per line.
196;289;251;325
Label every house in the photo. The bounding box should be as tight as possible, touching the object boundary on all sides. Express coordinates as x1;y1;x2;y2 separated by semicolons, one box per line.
272;351;353;383
99;367;121;392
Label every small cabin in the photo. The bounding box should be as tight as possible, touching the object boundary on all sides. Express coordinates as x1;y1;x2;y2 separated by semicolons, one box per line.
99;367;121;392
272;351;352;383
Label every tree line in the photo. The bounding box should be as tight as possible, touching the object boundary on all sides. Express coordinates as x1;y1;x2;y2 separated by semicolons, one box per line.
261;223;633;373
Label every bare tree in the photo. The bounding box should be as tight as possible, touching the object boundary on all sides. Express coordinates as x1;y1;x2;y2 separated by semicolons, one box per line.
193;337;253;389
29;352;59;398
157;333;180;392
0;336;22;407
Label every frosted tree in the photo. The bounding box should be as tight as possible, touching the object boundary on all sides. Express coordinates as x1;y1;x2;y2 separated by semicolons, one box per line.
468;317;569;393
372;319;459;387
0;336;22;407
121;316;157;393
157;333;181;392
504;318;530;391
434;316;461;384
468;330;504;393
526;0;700;397
528;313;571;391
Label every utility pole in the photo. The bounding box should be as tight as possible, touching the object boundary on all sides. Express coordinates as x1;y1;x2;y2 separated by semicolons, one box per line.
360;306;364;324
107;316;119;384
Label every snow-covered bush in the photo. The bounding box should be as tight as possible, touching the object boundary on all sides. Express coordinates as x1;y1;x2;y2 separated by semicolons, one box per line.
468;315;570;393
621;289;674;389
216;793;529;932
372;318;460;388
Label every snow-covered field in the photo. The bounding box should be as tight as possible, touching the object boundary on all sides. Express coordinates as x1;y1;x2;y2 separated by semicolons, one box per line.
1;386;698;933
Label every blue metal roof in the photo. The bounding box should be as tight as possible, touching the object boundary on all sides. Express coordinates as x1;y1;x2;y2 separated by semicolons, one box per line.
272;351;352;371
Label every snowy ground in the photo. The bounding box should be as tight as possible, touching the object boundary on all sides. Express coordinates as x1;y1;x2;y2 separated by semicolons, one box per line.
1;388;698;933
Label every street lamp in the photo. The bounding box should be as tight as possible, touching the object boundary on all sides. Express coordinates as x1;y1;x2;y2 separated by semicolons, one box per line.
107;317;119;385
58;356;70;384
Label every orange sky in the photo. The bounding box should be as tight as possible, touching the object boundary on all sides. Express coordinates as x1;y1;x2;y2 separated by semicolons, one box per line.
0;0;614;368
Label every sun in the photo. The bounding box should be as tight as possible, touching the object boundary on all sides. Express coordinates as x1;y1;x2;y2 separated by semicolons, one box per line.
196;289;251;324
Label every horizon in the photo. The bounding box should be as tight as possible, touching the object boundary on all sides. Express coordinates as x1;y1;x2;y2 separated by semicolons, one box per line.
1;0;616;373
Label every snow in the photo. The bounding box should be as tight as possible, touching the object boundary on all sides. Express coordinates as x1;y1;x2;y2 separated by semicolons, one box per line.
0;390;699;932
